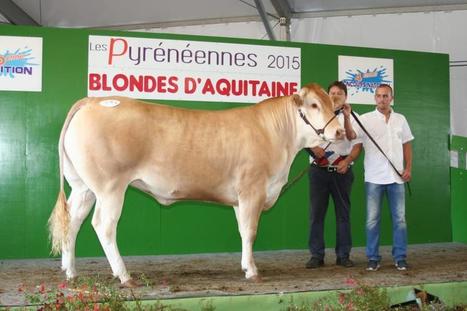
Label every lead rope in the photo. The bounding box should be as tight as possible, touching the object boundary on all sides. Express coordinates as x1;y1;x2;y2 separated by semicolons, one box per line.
279;108;341;197
279;142;332;197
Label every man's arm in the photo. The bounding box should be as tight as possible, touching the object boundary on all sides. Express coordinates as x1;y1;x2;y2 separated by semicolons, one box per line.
342;103;356;140
307;146;326;159
401;142;412;182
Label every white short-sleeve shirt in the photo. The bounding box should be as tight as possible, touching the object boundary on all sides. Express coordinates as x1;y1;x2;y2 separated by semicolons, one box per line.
352;109;414;184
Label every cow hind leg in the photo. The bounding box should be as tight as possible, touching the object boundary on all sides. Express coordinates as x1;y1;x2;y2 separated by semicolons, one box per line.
234;199;263;281
91;189;135;287
61;187;95;279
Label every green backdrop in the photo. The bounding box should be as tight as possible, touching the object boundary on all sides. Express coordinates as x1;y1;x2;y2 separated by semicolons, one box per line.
0;25;451;259
451;135;467;244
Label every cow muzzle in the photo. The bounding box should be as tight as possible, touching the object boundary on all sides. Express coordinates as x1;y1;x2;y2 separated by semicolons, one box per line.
334;128;345;140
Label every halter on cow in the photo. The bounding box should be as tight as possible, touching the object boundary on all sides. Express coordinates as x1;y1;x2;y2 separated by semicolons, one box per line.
49;83;344;287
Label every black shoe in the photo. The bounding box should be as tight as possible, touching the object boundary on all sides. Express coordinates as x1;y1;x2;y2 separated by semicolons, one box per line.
336;257;354;267
306;257;324;269
395;260;408;271
366;260;380;271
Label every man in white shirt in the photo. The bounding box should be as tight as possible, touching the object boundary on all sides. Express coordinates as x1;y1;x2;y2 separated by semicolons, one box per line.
351;84;414;271
305;81;359;269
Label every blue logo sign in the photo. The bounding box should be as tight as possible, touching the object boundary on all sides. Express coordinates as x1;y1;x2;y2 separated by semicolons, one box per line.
0;47;38;78
342;66;392;96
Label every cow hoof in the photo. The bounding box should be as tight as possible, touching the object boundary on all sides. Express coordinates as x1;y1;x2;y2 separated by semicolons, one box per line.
247;275;262;283
122;279;139;288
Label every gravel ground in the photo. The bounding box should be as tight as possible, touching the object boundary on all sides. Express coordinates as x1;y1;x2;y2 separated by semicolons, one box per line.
1;243;467;307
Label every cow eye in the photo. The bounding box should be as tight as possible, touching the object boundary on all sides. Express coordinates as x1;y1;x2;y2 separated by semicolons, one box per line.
311;103;318;109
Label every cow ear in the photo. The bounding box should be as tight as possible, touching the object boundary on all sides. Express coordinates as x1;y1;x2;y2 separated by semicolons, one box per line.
292;94;302;107
293;88;306;107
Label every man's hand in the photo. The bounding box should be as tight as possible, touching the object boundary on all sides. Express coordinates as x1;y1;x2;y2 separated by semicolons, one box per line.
311;147;326;158
336;159;350;174
342;103;352;117
401;168;411;182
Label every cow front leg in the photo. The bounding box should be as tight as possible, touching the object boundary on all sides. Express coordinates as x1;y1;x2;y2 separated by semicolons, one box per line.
62;189;95;280
92;190;135;287
235;202;262;281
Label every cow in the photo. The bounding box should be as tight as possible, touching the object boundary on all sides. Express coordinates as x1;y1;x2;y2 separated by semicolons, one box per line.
48;83;344;287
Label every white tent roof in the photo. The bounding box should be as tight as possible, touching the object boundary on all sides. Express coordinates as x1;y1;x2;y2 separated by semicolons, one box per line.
2;0;467;30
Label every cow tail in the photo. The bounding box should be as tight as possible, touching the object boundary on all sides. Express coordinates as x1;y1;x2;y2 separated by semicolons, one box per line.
48;98;89;255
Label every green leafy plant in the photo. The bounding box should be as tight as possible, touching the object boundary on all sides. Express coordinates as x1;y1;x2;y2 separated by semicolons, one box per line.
18;276;217;311
284;278;467;311
21;277;127;310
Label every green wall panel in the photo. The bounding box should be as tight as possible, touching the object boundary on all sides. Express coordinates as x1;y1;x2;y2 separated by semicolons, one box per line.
451;169;467;243
0;24;451;259
451;135;467;244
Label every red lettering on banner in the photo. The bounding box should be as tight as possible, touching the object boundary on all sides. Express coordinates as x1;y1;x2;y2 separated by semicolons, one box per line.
289;82;298;94
258;81;271;97
216;78;230;96
184;77;197;94
275;81;287;97
100;74;112;91
144;76;157;92
129;75;144;92
89;73;111;91
249;80;260;96
89;73;101;90
202;78;215;95
89;74;297;98
108;38;128;65
113;74;128;91
168;76;178;93
88;73;180;93
231;80;245;96
157;76;167;93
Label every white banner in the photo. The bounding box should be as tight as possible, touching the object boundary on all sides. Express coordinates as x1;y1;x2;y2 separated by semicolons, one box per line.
338;55;394;105
88;35;301;103
0;36;43;92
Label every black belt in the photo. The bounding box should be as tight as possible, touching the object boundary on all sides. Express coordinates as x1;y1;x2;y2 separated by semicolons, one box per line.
311;164;339;172
311;163;352;172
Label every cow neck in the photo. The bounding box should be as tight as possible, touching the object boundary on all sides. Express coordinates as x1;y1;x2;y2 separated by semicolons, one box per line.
254;97;297;152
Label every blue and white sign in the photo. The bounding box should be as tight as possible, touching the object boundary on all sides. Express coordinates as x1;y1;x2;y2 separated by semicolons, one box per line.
338;55;394;105
0;36;43;92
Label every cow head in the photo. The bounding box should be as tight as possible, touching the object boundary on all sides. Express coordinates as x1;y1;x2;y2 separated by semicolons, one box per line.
293;83;344;148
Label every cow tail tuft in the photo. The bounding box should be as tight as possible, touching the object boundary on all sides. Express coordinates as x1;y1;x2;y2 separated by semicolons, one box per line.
48;190;69;255
48;98;87;256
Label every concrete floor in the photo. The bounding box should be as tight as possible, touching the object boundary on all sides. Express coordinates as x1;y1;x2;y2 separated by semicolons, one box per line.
1;243;467;308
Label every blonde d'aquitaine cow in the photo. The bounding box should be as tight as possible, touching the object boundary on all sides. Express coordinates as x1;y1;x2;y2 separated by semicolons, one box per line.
49;83;344;287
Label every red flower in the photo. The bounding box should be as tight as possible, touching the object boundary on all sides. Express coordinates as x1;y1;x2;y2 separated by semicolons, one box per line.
58;281;68;290
338;292;346;304
38;283;46;294
345;278;357;286
17;283;25;292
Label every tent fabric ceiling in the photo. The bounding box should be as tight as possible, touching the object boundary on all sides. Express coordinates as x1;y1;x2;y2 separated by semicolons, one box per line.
0;13;8;23
2;0;467;29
